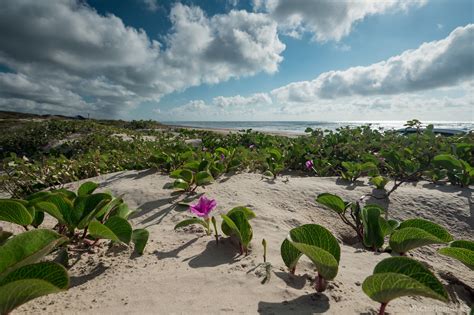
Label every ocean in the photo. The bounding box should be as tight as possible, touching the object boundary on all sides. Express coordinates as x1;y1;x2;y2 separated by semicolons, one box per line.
163;121;474;134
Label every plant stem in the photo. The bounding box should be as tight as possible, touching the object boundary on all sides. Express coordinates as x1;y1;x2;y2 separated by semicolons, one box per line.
211;216;218;245
378;302;388;315
239;243;244;255
290;267;296;275
315;273;327;292
82;227;88;239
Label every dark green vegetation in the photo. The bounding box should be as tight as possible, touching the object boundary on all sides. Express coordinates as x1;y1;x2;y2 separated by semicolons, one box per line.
1;117;473;198
0;181;149;313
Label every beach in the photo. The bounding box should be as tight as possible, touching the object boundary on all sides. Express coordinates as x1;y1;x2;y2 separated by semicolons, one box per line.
14;170;473;314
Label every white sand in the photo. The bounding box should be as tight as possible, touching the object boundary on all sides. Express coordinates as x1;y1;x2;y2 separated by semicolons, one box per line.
11;170;473;314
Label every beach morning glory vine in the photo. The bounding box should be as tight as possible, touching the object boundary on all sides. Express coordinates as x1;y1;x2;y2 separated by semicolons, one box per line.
174;196;217;236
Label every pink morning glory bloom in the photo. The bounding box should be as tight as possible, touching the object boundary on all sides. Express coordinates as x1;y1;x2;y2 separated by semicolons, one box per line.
305;160;314;169
190;196;217;218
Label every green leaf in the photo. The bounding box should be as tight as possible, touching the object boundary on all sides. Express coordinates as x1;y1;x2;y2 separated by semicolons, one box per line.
52;188;76;200
221;209;253;249
289;241;339;280
0;262;69;289
77;181;99;196
174;218;207;230
370;176;389;189
34;202;66;225
171;169;194;182
280;239;301;271
46;194;74;227
362;257;448;304
25;191;51;202
76;194;113;229
173;179;190;191
262;170;274;177
114;203;133;219
132;229;149;255
0;230;12;246
195;171;213;186
104;216;132;244
380;219;399;237
88;221;120;242
280;224;341;280
0;200;33;226
282;224;340;280
0;229;67;277
316;193;346;214
398;219;453;242
182;162;200;172
221;206;256;236
0;279;66;314
31;210;44;228
267;148;282;161
389;219;453;254
95;197;124;221
361;205;385;249
433;154;462;170
438;240;474;270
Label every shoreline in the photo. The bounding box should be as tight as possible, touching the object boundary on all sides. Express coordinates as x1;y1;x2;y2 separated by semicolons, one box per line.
164;123;306;137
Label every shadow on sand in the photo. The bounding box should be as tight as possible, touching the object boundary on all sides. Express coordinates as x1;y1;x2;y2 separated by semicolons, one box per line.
70;262;109;288
258;293;330;314
153;237;199;260
185;238;242;268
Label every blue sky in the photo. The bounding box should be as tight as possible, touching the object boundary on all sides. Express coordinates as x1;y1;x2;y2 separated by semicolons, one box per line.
0;0;472;121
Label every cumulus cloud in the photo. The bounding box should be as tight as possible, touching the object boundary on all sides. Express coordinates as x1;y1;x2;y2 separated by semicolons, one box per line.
0;0;284;117
255;0;427;41
271;24;474;102
143;0;160;12
171;24;474;120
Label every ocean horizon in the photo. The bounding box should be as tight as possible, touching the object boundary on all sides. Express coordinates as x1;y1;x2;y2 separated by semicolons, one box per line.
163;121;474;134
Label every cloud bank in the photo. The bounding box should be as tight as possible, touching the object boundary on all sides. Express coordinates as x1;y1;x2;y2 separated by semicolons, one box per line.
0;0;284;116
253;0;427;41
168;24;474;120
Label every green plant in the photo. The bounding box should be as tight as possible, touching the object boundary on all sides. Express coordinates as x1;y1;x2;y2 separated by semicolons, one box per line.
263;148;284;179
340;161;376;183
0;182;149;255
361;205;399;251
170;163;214;193
280;224;340;292
389;219;453;255
369;175;390;190
438;240;474;270
221;207;255;255
0;229;69;314
316;193;398;251
433;154;474;187
363;256;448;315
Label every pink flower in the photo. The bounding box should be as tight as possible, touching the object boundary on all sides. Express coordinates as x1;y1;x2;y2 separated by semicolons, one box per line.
305;160;314;169
189;196;217;218
249;144;255;149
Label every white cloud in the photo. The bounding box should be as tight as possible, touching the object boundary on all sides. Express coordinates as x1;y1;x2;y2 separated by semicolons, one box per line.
0;1;285;117
255;0;427;41
143;0;159;12
271;24;474;102
170;24;474;121
213;93;272;108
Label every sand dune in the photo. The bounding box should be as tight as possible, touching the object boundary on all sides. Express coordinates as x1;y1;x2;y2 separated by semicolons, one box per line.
15;170;473;314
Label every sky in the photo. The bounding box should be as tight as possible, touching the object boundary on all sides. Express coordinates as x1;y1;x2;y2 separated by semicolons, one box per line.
0;0;473;122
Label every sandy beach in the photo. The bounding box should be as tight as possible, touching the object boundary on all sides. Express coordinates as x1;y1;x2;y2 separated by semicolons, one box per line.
13;170;473;314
